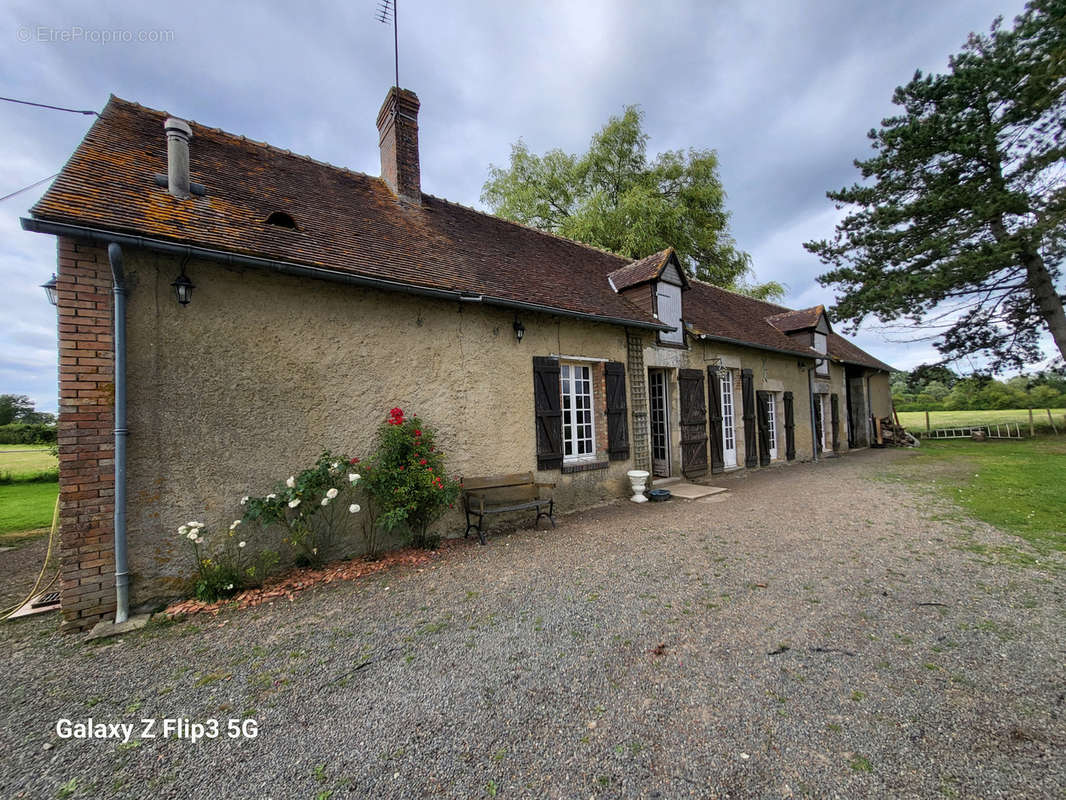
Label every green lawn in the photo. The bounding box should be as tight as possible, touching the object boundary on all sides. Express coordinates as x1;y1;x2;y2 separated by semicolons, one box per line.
908;438;1066;557
0;446;58;481
0;481;59;536
898;408;1066;434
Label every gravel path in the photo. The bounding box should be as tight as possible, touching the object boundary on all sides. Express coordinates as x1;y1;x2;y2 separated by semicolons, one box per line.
1;449;1063;799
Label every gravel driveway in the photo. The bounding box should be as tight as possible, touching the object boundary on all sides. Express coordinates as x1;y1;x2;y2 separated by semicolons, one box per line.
2;449;1063;799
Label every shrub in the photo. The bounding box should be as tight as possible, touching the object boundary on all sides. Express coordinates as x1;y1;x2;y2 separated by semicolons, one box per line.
178;519;276;603
0;423;56;445
361;408;459;548
241;452;362;567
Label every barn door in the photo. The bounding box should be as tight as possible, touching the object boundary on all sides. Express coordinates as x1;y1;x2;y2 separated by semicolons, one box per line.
678;368;708;478
813;395;823;456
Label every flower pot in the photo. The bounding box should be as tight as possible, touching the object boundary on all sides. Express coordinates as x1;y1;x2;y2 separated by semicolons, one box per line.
626;470;650;503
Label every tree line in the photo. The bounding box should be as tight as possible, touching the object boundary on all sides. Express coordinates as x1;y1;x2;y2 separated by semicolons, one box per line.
0;394;56;445
891;365;1066;411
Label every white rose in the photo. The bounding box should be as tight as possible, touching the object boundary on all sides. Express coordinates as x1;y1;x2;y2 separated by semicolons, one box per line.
240;496;249;505
348;504;361;514
348;473;361;484
288;498;300;508
331;462;339;469
238;541;246;548
326;488;338;499
285;476;295;488
188;521;203;529
187;531;198;540
320;497;330;506
195;536;204;545
178;525;188;535
266;493;276;500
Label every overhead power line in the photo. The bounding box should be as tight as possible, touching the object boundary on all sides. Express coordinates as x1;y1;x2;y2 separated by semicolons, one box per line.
0;173;59;204
0;96;98;116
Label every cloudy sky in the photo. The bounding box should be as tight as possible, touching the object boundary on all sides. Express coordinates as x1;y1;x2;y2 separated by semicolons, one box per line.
1;0;1035;413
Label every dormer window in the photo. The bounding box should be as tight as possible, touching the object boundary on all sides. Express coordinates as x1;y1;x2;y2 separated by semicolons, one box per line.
656;259;684;345
265;211;298;229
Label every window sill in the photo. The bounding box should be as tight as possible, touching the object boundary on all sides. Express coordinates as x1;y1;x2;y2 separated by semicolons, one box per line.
561;460;609;474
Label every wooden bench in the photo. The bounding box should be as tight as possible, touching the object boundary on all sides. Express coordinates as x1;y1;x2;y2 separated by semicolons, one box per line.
462;472;556;545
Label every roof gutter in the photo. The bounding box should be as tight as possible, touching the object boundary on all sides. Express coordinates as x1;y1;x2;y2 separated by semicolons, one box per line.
20;218;671;332
693;331;817;361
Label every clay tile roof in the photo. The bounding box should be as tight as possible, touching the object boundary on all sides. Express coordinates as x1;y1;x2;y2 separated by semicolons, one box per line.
766;305;826;333
30;96;663;329
608;248;675;291
683;280;818;357
827;333;894;372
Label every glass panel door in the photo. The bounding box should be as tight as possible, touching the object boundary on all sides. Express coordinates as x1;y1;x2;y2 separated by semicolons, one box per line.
649;369;670;477
720;372;737;468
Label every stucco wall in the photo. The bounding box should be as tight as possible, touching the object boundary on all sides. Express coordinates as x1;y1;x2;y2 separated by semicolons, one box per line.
119;249;635;604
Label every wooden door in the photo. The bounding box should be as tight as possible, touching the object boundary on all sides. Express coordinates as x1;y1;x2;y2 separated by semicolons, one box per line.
678;368;708;478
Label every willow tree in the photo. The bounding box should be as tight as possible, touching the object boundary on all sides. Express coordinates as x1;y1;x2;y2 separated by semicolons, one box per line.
806;0;1066;369
483;106;782;300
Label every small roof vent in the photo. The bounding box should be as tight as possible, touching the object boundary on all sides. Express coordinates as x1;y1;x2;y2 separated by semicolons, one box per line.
265;211;298;229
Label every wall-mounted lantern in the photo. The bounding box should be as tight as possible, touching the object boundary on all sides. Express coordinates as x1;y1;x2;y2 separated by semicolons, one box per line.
41;274;58;306
513;317;525;343
171;269;194;306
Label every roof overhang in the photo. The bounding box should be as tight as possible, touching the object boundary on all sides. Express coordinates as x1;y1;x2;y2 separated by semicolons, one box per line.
691;329;818;360
22;217;673;333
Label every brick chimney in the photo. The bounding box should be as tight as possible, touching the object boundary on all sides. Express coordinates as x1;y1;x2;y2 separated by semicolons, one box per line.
376;87;421;203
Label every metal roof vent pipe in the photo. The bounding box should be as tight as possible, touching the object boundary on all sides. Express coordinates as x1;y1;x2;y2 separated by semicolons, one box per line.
164;117;192;198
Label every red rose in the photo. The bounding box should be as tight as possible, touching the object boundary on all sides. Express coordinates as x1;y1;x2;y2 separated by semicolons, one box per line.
414;429;422;436
427;467;433;472
419;459;427;465
350;457;360;464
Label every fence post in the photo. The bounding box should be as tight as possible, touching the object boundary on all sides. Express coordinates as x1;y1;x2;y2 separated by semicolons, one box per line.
1029;408;1035;437
925;410;930;433
1047;408;1058;435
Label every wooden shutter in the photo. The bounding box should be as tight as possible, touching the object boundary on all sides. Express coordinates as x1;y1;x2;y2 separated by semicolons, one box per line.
604;362;629;461
741;369;757;468
813;395;823;456
678;369;708;478
707;366;724;474
783;391;796;461
755;390;771;467
830;393;840;452
533;357;562;470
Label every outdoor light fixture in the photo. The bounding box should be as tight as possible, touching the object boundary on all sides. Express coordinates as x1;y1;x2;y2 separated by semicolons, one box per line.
40;274;58;306
171;268;194;306
513;317;525;343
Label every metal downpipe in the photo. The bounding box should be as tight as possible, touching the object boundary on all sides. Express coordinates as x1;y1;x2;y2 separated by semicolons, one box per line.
107;243;129;624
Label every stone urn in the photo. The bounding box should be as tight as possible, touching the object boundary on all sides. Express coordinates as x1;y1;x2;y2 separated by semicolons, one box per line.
626;470;650;503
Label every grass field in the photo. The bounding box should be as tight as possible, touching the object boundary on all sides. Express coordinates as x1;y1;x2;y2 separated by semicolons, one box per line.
906;438;1066;558
0;481;58;537
0;446;58;481
898;408;1066;433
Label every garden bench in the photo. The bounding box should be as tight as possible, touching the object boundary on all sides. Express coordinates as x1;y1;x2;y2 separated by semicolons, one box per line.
462;472;555;545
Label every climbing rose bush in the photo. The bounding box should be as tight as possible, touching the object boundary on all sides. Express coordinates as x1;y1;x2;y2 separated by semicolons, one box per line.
361;409;459;548
241;451;361;568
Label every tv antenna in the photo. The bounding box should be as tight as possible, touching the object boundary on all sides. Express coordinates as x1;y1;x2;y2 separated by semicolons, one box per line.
377;0;399;90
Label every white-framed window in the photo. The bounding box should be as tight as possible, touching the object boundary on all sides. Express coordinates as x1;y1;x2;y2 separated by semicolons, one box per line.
765;393;778;459
561;362;595;460
814;331;829;376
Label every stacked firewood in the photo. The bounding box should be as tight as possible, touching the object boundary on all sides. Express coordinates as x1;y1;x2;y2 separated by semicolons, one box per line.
876;416;917;447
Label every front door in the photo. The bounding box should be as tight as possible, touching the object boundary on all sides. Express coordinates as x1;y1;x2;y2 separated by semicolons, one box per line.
720;371;737;467
649;369;670;477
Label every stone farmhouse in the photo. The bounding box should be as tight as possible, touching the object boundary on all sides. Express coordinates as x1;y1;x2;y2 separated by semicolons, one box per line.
24;87;893;630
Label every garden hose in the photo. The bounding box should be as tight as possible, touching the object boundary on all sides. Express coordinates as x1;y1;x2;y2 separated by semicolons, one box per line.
0;495;60;621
